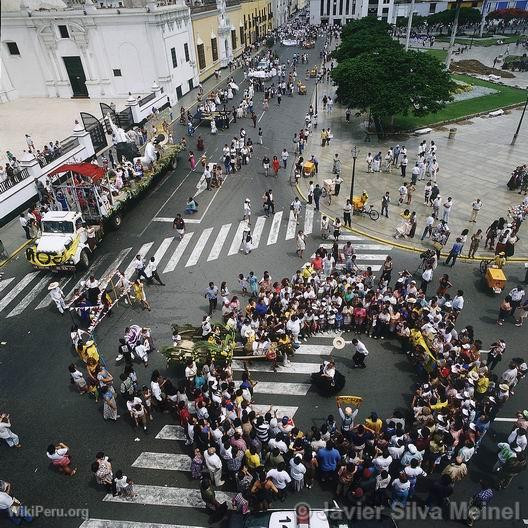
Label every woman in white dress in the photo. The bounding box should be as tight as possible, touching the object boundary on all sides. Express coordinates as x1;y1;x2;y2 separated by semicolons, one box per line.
296;230;306;258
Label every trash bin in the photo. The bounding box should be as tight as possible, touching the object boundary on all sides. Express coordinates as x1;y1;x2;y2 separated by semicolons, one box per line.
448;127;457;139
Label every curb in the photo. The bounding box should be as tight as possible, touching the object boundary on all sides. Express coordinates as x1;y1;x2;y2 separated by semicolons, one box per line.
0;239;33;268
294;182;527;263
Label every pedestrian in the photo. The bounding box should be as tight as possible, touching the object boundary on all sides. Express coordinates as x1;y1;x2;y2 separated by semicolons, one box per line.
381;192;390;218
468;229;483;258
343;199;352;227
205;447;225;487
445;237;463;267
251;112;257;128
242;231;253;255
0;413;21;448
351;338;369;368
442;197;453;223
421;214;434;240
172;214;185;240
508;285;525;315
497;295;512;326
205;282;219;315
48;282;67;314
68;364;88;394
290;455;306;492
465;479;494;527
398;183;408;206
296;230;306;259
204;165;212;190
133;279;151;311
313;184;322;211
470;199;482;223
145;257;165;286
333;174;343;196
272;156;280;176
114;471;135;498
262;155;270;177
281;148;289;169
19;213;30;239
420;266;433;295
258;127;263;144
243;198;252;225
400;155;408;178
133;254;148;281
290;197;302;223
514;298;528;326
188;151;196;171
484;220;499;250
332;218;342;241
46;442;76;476
321;215;330;239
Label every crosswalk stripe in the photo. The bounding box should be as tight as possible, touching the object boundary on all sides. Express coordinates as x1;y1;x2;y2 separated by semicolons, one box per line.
232;360;317;374
285;209;297;240
132;452;191;472
251;216;266;248
252;381;310;396
124;243;154;279
0;277;15;294
340;234;367;241
64;255;105;299
320;243;392;251
98;248;133;282
35;276;73;310
80;520;201;528
103;484;234;508
304;205;314;235
252;404;298;418
267;211;283;245
296;344;335;356
152;238;174;265
185;228;213;267
207;224;231;261
335;264;382;272
0;272;39;313
155;424;186;441
163;233;193;273
6;275;51;318
228;221;248;256
354;254;389;261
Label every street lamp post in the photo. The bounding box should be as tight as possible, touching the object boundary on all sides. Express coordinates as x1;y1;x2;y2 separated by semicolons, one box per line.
511;91;528;146
349;146;359;204
315;80;318;115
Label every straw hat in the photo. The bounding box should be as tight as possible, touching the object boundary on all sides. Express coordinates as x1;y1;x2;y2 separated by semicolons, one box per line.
48;282;59;290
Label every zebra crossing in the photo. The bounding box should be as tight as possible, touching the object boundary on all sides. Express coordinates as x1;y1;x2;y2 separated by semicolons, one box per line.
78;342;334;528
0;207;392;319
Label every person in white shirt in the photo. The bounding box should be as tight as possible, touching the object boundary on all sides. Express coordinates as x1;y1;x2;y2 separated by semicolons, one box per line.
48;282;67;314
204;447;224;486
133;254;147;281
0;414;20;447
289;456;307;492
243;198;251;226
266;462;291;500
145;257;165;286
352;338;369;368
507;428;527;453
470;198;483;223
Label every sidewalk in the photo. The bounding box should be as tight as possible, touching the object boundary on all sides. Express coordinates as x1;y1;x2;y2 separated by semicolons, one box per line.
298;81;528;260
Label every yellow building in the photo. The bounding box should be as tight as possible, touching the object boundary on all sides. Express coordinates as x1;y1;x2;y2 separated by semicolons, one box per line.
240;0;274;46
191;0;246;83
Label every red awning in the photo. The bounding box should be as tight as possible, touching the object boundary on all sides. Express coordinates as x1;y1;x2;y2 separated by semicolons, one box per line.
48;163;106;182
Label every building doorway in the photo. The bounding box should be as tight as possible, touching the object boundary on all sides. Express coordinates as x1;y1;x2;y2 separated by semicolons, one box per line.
63;56;89;97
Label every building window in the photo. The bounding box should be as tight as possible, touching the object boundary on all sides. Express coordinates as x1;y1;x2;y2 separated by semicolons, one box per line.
58;25;69;38
429;2;436;13
6;42;20;56
320;0;324;14
231;29;237;50
339;0;343;14
184;43;190;62
171;47;178;68
240;26;245;45
345;0;349;13
113;69;122;77
211;38;218;62
197;43;206;70
333;1;337;15
326;0;331;16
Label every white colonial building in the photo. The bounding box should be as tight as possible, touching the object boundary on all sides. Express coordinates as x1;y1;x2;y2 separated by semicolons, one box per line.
0;0;200;105
309;0;396;25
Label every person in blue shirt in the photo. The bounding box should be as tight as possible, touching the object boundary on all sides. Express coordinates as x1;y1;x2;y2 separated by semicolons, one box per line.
317;440;341;482
445;237;464;267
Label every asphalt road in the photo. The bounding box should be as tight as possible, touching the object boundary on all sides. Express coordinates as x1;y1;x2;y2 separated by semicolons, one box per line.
0;37;528;528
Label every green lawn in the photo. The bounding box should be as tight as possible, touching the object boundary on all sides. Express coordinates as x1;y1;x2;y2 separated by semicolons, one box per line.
423;48;448;62
435;35;522;46
393;74;527;130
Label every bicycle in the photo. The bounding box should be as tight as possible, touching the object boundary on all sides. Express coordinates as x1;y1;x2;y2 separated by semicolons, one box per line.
352;205;380;221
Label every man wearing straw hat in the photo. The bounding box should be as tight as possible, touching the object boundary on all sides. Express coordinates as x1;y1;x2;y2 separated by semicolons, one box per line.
48;282;66;314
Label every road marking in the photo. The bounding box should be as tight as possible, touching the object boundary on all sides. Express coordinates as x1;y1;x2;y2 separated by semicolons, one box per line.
0;277;14;294
296;344;335;356
232;360;318;374
185;228;213;267
153;217;201;224
251;216;266;248
155;425;186;441
251;381;311;396
320;243;392;251
123;242;154;279
6;275;50;318
228;221;248;256
267;211;283;245
340;234;367;241
97;248;133;283
163;233;193;273
0;272;39;313
79;519;200;528
353;254;389;261
152;237;174;265
252;404;298;418
258;111;265;123
132;452;191;472
64;255;105;299
494;418;517;422
207;224;231;261
103;484;234;508
285;209;297;240
80;520;201;528
35;276;74;310
304;205;314;235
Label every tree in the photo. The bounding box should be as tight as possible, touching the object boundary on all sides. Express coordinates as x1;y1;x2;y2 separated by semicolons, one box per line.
333;17;400;62
487;8;528;22
331;49;454;135
428;7;481;26
395;15;427;28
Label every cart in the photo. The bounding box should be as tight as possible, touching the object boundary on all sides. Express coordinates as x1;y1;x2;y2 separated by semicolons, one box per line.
298;83;307;95
309;68;317;78
485;267;507;294
303;160;315;178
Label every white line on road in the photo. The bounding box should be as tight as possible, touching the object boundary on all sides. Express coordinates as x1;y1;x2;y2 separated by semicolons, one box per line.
103;484;234;508
155;424;186;441
207;224;231;261
132;452;191;472
285;209;297;240
339;234;368;241
79;520;201;528
296;344;335;356
152;237;174;265
258;111;265;123
304;205;314;235
232;360;317;374
354;254;389;261
267;211;283;245
185;228;213;267
163;233;194;273
124;243;153;279
228;221;248;256
320;243;392;251
0;277;14;294
153;217;201;224
35;276;74;310
6;275;51;318
252;404;298;418
251;216;266;248
251;381;311;396
0;272;39;313
98;248;133;281
494;418;517;422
